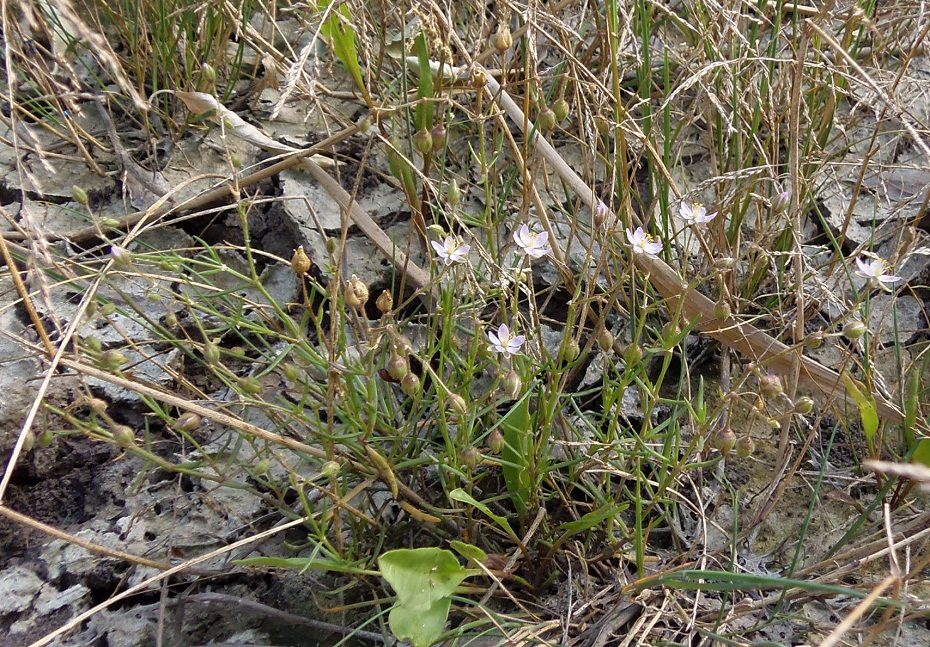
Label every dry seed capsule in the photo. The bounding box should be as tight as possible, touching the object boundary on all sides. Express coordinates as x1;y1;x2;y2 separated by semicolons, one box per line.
490;25;513;52
291;246;312;275
376;290;393;314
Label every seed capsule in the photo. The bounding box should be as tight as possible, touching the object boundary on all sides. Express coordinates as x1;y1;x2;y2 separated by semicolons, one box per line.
490;25;513;52
711;426;737;456
487;429;505;454
291;246;312;275
736;435;755;458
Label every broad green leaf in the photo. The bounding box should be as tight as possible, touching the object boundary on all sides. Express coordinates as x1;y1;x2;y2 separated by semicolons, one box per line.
320;5;365;96
448;488;517;542
912;438;930;469
450;540;488;563
842;373;879;452
500;398;532;516
389;598;451;647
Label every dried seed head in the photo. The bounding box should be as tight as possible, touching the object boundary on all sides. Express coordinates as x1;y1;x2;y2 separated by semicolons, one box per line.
376;290;394;315
346;275;369;308
490;25;513;52
291;245;312;275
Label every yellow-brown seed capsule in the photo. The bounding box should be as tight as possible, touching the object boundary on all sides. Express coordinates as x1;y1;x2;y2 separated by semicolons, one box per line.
111;424;136;448
376;290;393;314
487;429;505;454
447;393;467;416
174;412;202;432
490;25;513;52
711;426;737;456
291;246;312;275
346;275;369;308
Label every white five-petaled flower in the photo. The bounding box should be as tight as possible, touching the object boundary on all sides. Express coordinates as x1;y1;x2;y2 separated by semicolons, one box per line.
431;236;470;266
488;323;525;357
626;226;663;258
513;223;552;259
855;256;901;286
679;201;717;225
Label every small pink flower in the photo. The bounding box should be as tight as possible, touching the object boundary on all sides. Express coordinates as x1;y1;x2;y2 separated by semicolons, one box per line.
513;223;552;259
855;256;901;287
488;323;525;357
679;201;717;226
626;227;663;257
431;236;470;265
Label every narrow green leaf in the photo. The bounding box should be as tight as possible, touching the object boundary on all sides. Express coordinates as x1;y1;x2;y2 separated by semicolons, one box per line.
415;33;433;130
321;5;366;95
842;372;879;451
448;488;517;541
500;398;532;516
234;556;379;576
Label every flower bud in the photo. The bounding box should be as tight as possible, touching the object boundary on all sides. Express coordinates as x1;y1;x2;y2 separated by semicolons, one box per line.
461;446;481;469
773;190;791;214
82;396;108;414
714;298;731;321
111;424;135;448
487;429;505;454
502;370;522;400
711;426;737;456
490;25;513;52
760;374;783;399
538;106;557;132
736;435;755;458
321;460;341;478
110;245;131;267
447;393;467;416
238;376;264;395
804;332;824;348
200;62;217;83
72;185;89;206
623;343;644;367
346;275;369;308
843;321;868;339
386;354;409;381
401;373;421;397
552;97;569;123
174;412;202;432
282;363;301;382
100;302;116;316
100;349;130;371
794;396;814;415
204;340;221;366
165;311;179;330
430;123;447;152
597;329;614;352
253;459;270;475
84;336;102;353
291;245;312;275
376;290;393;314
22;429;35;453
413;128;433;156
37;428;54;448
561;339;580;363
446;179;461;207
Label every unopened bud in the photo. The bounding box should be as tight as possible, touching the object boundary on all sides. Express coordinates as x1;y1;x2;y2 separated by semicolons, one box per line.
461;446;481;469
174;412;202;432
238;376;264;395
447;393;467;416
490;25;513;52
110;245;131;266
430;123;447;152
773;190;791;214
282;363;301;382
321;460;341;478
561;339;580;363
538;106;557;132
487;429;505;454
623;343;644;367
37;428;54;448
714;299;731;320
100;349;130;370
711;426;737;456
401;373;421;397
794;396;814;415
736;435;755;458
291;245;312;275
843;321;868;339
502;370;522;399
200;62;217;82
760;374;783;399
204;340;221;366
111;424;135;448
447;179;461;207
72;185;89;206
597;329;614;352
346;275;369;308
253;458;271;475
413;128;433;156
552;97;569;123
386;354;409;381
376;290;393;314
804;332;824;349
